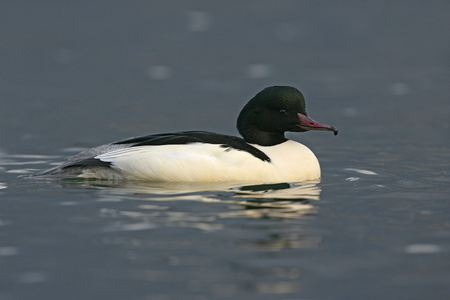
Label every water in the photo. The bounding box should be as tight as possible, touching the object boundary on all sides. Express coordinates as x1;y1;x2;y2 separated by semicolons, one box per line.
1;2;450;300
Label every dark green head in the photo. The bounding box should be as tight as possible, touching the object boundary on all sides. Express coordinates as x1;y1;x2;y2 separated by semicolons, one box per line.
237;86;337;146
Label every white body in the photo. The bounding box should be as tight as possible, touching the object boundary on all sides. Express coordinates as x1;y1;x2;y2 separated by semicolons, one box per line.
79;140;321;182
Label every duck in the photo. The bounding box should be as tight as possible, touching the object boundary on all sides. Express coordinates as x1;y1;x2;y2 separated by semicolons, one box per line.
33;86;338;182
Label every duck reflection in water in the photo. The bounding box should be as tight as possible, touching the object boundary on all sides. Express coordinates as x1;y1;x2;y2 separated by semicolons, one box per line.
75;180;322;220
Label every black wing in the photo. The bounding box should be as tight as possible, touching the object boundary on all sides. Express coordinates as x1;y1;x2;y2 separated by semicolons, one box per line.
113;131;271;162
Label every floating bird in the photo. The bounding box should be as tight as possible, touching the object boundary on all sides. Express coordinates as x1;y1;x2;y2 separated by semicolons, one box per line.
34;86;337;182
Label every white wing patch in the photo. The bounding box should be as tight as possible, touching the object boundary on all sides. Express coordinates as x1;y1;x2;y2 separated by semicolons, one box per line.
95;144;270;182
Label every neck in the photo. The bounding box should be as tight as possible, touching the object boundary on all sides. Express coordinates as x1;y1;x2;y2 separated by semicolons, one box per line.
237;102;288;146
239;127;287;146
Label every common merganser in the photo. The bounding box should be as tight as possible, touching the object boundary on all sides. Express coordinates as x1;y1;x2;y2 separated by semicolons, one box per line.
33;86;338;182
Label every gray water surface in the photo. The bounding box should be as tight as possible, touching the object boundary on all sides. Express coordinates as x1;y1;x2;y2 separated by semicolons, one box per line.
1;2;450;300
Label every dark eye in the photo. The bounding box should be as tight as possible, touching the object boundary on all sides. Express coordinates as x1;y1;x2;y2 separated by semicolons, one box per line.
279;109;287;115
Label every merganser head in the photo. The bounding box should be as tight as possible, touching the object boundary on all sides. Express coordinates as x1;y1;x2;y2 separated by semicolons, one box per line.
237;86;338;146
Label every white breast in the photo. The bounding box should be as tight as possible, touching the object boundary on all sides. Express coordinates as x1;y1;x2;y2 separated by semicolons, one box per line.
89;140;320;182
252;140;321;182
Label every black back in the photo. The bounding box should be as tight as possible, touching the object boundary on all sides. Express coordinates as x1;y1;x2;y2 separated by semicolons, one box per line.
113;131;271;162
